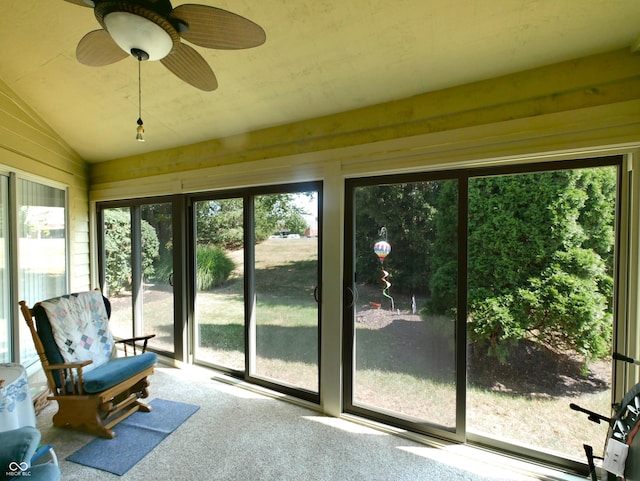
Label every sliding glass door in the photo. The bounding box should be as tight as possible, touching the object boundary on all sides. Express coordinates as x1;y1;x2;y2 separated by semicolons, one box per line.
465;166;617;462
98;184;321;402
344;177;462;439
193;197;246;371
102;206;132;338
100;200;175;355
252;192;319;393
344;157;620;470
192;186;321;399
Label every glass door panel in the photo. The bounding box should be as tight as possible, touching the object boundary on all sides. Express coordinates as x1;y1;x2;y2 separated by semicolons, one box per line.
102;204;175;354
194;198;245;371
253;192;319;393
141;203;174;353
103;207;134;339
348;180;458;431
466;166;616;461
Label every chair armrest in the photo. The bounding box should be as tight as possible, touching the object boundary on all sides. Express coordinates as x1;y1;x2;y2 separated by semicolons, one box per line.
44;360;92;395
115;334;156;355
45;360;92;371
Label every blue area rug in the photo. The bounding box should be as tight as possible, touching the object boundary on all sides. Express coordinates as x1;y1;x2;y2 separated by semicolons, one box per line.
67;399;199;476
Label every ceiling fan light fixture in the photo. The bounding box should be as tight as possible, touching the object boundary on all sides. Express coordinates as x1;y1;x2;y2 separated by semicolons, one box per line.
74;1;263;92
104;11;173;60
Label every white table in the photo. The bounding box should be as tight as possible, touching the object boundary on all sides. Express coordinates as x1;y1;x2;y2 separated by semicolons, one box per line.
0;363;36;432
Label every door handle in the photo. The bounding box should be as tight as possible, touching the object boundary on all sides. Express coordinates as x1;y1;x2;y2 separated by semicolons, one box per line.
345;286;358;308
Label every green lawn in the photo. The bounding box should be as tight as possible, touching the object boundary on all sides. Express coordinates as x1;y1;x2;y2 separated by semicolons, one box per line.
195;237;319;390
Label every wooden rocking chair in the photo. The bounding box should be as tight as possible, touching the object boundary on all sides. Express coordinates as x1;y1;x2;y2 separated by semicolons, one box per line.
20;290;157;439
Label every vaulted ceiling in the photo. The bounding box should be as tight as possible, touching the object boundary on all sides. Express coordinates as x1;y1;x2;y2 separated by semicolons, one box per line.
1;1;638;163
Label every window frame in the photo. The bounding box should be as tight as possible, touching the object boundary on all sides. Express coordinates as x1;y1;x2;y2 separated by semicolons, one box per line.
3;171;70;365
96;181;323;404
343;154;624;475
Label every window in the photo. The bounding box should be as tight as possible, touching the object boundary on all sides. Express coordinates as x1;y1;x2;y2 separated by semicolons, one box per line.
99;201;176;356
19;179;68;363
0;175;9;363
194;197;245;370
98;183;322;402
252;191;320;393
344;157;621;472
0;174;68;364
192;185;321;400
345;179;459;433
465;165;617;463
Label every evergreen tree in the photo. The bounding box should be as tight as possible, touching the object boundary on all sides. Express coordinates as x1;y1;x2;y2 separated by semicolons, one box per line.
429;167;616;361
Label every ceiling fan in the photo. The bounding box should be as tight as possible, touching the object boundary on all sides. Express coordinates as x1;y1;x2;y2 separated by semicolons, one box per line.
64;0;266;91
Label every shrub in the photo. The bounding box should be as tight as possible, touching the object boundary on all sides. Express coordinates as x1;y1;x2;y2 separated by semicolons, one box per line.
197;245;235;290
104;209;159;294
430;168;616;362
514;248;611;361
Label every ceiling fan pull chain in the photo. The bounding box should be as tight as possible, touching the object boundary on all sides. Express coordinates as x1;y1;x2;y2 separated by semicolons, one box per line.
136;55;145;142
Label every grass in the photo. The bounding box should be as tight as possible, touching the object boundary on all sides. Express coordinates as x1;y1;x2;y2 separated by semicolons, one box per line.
195;237;319;390
468;386;610;456
113;236;612;462
354;370;457;428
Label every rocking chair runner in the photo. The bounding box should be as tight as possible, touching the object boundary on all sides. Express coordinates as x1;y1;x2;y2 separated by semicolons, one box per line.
20;290;158;439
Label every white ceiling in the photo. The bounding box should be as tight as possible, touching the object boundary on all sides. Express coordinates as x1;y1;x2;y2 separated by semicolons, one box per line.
1;0;639;163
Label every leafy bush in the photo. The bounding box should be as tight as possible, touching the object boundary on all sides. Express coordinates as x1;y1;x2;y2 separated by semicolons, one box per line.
514;248;611;361
104;209;159;294
197;245;235;290
467;293;522;363
430;168;616;362
153;250;174;284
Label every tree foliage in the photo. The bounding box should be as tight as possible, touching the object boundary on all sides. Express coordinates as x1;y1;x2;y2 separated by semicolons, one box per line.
355;167;616;362
354;182;445;294
196;199;245;249
196;194;310;250
254;194;309;240
104;209;159;294
105;195;309;295
429;168;616;361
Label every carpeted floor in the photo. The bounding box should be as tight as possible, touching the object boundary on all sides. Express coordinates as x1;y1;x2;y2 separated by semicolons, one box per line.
35;366;580;481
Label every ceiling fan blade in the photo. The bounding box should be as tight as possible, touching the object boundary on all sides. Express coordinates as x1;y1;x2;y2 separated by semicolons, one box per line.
171;4;266;50
76;29;129;66
64;0;93;7
160;42;218;91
